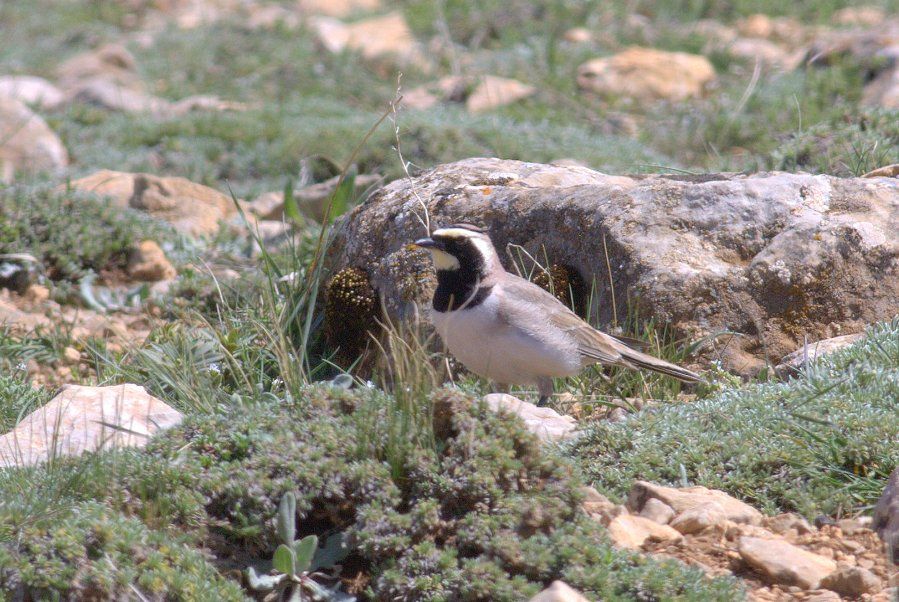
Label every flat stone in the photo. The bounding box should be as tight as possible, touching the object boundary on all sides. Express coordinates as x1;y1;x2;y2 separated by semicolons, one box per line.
628;481;763;525
639;497;676;524
529;581;590;602
820;566;882;597
670;501;729;534
607;514;683;549
466;76;536;113
0;384;183;467
776;333;865;373
738;536;837;590
483;394;576;442
577;47;715;102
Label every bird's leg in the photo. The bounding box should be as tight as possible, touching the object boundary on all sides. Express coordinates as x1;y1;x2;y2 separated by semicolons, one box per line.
536;377;553;407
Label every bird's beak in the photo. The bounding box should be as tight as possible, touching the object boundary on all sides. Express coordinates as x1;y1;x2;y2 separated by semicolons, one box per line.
414;237;440;250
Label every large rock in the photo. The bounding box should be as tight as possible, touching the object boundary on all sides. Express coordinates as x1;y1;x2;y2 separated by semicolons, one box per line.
311;12;425;70
66;170;235;236
0;96;68;182
738;536;837;589
327;158;899;373
872;467;899;563
577;47;715;101
0;384;182;467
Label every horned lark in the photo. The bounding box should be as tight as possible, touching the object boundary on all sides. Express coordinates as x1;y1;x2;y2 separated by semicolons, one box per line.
414;224;702;405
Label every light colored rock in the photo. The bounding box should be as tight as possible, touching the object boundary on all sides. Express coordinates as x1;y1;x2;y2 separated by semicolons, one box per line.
56;43;143;91
128;240;176;281
607;514;683;549
832;6;886;26
311;12;423;68
670;501;729;534
738;536;837;590
0;96;68;182
0;384;183;467
466;76;536;113
580;485;626;525
764;513;816;536
820;566;882;596
67;170;235;236
577;47;715;101
0;76;64;109
805;590;842;602
529;581;590;602
327;158;899;374
736;14;774;39
728;38;791;67
864;164;899;178
563;28;593;44
483;394;576;442
0;298;50;332
776;333;865;373
297;0;381;18
872;467;899;563
639;497;675;525
628;481;762;525
62;346;81;363
862;66;899;109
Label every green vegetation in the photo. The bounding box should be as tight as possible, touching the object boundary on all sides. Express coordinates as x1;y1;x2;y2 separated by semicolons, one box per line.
566;319;899;517
1;0;897;598
0;185;179;281
0;383;742;600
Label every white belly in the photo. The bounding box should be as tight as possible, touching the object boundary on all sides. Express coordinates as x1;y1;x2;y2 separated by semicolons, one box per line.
430;296;581;385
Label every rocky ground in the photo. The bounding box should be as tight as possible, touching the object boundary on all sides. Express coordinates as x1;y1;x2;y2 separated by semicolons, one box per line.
0;0;897;600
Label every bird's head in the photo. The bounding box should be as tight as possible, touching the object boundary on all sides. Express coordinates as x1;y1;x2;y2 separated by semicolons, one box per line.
413;223;499;276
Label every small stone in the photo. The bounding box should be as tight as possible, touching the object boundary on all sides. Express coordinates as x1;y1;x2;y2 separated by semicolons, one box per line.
23;284;49;304
738;536;837;590
483;394;576;442
607;514;683;549
577;47;715;102
528;580;590;602
563;28;592;44
128;240;176;281
62;347;80;363
805;590;842;602
639;498;675;524
670;501;729;534
820;566;882;597
466;76;536;113
765;513;816;535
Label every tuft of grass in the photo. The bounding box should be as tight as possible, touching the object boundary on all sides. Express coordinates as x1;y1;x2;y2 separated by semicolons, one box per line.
565;319;899;517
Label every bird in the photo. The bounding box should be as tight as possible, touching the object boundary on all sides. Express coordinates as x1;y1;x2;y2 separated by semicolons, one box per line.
413;223;702;406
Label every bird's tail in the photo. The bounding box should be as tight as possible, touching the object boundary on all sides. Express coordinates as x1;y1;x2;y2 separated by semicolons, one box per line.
615;345;703;383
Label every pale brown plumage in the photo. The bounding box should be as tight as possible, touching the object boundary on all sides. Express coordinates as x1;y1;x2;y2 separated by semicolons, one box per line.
496;274;702;383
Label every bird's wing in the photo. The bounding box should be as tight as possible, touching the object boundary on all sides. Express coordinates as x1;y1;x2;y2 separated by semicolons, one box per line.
498;275;625;365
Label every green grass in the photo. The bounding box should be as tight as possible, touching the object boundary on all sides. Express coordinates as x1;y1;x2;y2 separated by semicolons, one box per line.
565;319;899;517
0;184;181;282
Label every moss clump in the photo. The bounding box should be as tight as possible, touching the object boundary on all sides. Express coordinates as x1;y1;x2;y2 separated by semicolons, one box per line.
324;266;380;367
0;500;244;600
533;264;584;310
